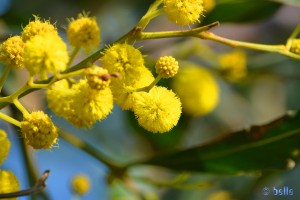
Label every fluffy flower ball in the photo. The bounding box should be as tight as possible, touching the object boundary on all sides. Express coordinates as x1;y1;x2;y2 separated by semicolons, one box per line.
155;56;179;78
163;0;204;25
23;32;69;79
68;79;113;128
71;174;90;196
0;129;10;165
21;111;58;149
0;36;24;69
86;66;111;90
133;86;182;133
67;15;101;51
0;170;20;200
22;16;57;42
101;43;145;84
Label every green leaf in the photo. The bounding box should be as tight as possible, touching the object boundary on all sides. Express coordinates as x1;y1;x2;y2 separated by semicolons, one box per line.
202;0;282;24
134;111;300;174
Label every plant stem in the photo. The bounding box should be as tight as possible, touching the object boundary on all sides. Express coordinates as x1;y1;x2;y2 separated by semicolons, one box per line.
134;75;162;92
13;98;29;116
0;65;11;93
68;46;81;67
0;112;21;127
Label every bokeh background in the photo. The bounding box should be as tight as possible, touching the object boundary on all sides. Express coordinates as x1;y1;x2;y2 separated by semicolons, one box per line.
1;0;300;199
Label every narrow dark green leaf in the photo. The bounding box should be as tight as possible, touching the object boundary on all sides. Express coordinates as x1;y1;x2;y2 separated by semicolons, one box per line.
133;111;300;174
202;0;282;24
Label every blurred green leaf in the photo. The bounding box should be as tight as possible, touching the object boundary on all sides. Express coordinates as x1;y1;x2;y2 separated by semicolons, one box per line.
134;111;300;174
271;0;300;6
202;0;282;24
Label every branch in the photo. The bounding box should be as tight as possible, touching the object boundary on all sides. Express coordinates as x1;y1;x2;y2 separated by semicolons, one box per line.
0;170;50;199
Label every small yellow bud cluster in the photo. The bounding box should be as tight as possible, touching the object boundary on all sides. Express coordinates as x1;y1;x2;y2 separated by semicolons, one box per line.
71;174;90;196
0;170;20;200
67;14;101;52
0;36;24;69
163;0;204;25
86;66;111;90
21;111;58;149
155;56;179;78
289;39;300;55
47;78;113;128
218;50;247;82
172;65;219;116
0;129;10;165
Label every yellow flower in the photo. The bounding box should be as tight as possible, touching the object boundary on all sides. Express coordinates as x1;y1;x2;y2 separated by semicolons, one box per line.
22;16;57;42
163;0;204;25
0;170;20;200
23;32;69;79
21;111;58;149
67;79;113;128
289;39;300;55
85;65;111;90
112;66;155;110
71;174;90;196
0;36;24;69
46;79;74;117
0;129;10;165
67;14;101;52
101;43;145;85
155;56;179;78
171;65;219;116
133;86;182;133
219;50;247;82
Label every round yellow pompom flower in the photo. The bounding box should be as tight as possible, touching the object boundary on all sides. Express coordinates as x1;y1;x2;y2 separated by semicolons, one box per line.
0;129;10;165
101;43;145;85
289;39;300;55
67;79;113;128
0;170;20;200
86;66;111;90
155;56;179;78
0;36;24;69
133;86;182;133
46;79;74;118
171;65;219;116
219;50;247;82
163;0;204;26
71;174;90;196
67;14;100;52
21;111;58;149
22;16;57;42
23;33;69;79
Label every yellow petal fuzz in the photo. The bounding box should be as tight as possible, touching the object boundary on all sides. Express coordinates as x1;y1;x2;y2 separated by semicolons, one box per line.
46;79;74;117
67;79;113;128
21;111;58;149
112;66;155;110
172;65;219;116
0;170;20;200
0;36;24;69
163;0;204;25
67;15;101;52
71;174;90;196
101;44;145;85
23;33;69;79
22;16;57;42
133;86;182;133
0;129;10;165
155;56;179;78
219;50;247;82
